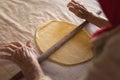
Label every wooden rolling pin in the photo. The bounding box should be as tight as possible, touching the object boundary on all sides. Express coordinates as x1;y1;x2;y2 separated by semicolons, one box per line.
10;11;101;80
10;20;89;80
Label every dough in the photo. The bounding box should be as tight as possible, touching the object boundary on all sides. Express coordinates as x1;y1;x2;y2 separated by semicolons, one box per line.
35;20;93;66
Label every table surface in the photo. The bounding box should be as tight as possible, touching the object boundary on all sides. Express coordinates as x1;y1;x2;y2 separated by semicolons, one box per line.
0;0;105;80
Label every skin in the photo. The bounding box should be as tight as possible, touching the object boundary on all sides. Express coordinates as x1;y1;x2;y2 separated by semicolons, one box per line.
67;0;111;27
0;0;111;80
0;41;44;80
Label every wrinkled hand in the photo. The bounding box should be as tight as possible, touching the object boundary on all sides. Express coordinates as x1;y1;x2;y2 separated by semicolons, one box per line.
0;41;44;80
0;41;36;69
67;0;91;19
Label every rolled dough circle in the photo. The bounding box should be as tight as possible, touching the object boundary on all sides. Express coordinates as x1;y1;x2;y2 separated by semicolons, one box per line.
35;20;93;66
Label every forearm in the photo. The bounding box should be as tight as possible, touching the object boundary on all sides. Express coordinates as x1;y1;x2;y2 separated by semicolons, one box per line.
21;62;45;80
86;12;111;27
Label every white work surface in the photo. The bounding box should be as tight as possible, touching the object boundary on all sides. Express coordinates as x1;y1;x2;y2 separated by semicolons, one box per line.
0;0;105;80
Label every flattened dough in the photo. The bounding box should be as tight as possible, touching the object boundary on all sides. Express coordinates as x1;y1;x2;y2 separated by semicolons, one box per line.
35;20;93;65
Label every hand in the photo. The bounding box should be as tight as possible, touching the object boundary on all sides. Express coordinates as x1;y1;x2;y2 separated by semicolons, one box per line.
0;41;44;80
67;0;110;27
67;0;92;20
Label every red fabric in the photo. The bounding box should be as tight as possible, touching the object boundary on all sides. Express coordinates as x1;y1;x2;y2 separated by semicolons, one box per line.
98;0;120;27
91;0;120;38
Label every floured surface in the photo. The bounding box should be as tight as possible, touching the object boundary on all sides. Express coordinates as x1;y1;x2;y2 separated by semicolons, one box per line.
0;0;104;80
36;20;93;65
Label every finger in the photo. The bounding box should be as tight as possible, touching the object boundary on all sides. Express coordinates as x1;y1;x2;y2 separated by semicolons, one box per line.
71;1;85;10
68;2;80;11
7;44;19;50
68;6;76;13
0;47;8;52
68;1;78;7
68;2;84;13
79;4;86;10
67;2;79;10
26;40;32;48
72;0;84;5
10;41;23;47
69;6;81;16
67;1;75;7
15;49;23;58
6;47;14;54
67;2;71;7
72;0;81;6
0;55;11;60
78;5;87;12
77;6;86;14
71;0;79;4
0;47;14;54
22;47;28;57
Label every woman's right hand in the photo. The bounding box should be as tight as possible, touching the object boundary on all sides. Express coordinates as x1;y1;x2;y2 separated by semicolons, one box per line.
67;0;92;20
67;0;110;27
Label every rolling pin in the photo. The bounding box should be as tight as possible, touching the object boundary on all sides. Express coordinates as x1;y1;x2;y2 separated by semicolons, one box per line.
10;21;88;80
10;11;101;80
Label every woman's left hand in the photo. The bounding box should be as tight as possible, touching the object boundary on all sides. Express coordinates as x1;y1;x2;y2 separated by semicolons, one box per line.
0;41;44;80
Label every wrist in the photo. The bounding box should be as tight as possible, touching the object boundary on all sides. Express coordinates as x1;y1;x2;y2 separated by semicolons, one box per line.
85;12;96;22
21;62;45;80
23;67;44;80
86;12;110;27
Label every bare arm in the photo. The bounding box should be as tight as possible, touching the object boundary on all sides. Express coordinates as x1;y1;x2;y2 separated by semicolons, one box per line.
86;12;111;27
67;0;111;27
0;41;44;80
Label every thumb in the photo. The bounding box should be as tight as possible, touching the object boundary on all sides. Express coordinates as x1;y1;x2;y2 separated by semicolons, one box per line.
26;40;32;48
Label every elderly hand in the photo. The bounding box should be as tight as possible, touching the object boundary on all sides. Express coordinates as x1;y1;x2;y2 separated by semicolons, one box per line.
0;41;44;80
67;0;92;20
67;0;110;27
